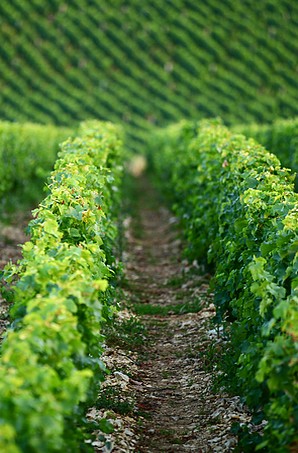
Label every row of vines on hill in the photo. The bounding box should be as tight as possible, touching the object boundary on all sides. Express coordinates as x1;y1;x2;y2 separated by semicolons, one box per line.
151;119;298;451
0;121;72;209
0;121;123;452
0;0;298;149
234;116;298;188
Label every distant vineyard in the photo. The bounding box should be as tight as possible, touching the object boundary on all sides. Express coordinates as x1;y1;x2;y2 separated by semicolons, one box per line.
0;0;297;149
234;116;298;187
0;121;73;208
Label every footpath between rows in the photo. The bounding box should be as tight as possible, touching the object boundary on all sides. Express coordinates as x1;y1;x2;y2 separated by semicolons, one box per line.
98;176;253;452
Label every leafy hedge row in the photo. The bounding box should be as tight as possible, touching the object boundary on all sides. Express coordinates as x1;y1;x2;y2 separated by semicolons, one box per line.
151;119;298;451
234;116;298;186
0;120;123;452
0;121;72;206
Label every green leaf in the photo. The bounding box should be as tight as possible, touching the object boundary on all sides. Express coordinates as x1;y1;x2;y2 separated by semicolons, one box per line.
97;419;114;434
43;218;60;238
68;228;81;238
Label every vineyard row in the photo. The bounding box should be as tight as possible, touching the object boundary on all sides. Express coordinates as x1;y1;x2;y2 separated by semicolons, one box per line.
151;118;298;450
0;120;123;452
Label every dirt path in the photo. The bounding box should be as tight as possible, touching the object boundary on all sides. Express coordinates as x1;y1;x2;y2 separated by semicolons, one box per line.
122;176;252;452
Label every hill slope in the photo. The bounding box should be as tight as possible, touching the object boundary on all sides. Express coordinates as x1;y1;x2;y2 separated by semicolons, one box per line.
0;0;297;149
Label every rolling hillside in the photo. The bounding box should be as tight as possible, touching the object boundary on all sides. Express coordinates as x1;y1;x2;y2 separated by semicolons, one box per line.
0;0;297;149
